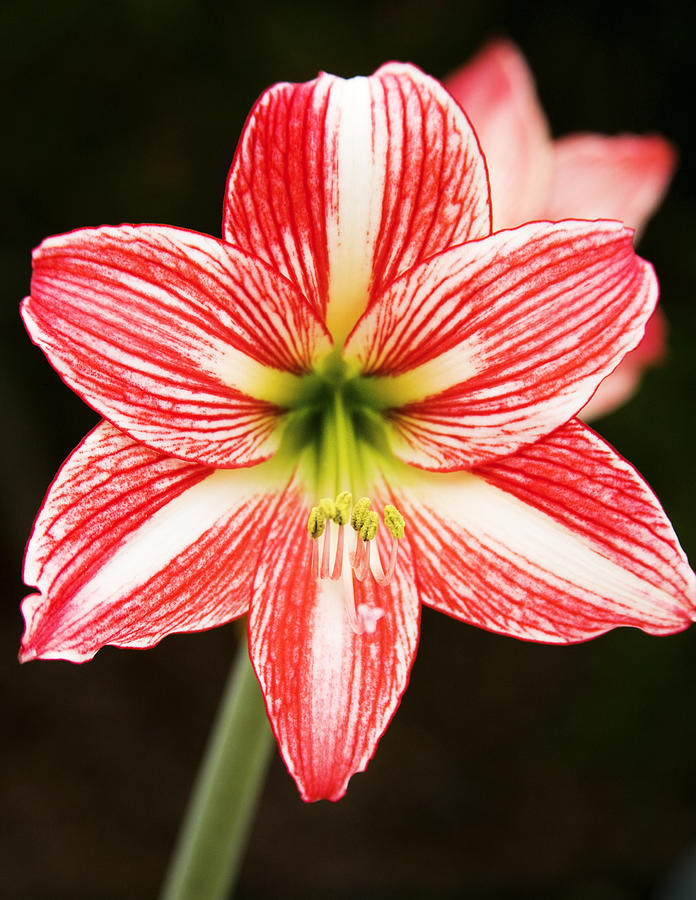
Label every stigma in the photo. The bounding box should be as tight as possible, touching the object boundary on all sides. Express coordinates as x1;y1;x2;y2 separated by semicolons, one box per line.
307;492;406;634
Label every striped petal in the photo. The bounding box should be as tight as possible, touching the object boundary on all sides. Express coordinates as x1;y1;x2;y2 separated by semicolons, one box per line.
223;63;491;343
21;421;287;663
346;220;658;470
400;419;696;643
546;134;676;238
22;225;332;467
444;39;553;229
248;483;420;801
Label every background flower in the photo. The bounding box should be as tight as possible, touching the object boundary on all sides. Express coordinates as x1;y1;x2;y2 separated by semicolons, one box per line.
445;39;676;419
3;2;696;897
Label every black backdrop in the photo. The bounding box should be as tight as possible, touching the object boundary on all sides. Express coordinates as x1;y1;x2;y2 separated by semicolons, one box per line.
2;1;696;897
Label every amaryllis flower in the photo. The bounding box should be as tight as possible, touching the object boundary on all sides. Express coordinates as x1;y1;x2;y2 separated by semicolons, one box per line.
445;39;676;418
21;64;695;802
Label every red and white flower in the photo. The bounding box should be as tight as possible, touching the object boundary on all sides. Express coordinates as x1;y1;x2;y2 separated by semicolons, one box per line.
445;40;676;418
21;64;695;802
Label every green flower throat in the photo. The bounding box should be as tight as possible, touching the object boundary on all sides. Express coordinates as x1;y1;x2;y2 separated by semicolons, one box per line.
278;349;395;501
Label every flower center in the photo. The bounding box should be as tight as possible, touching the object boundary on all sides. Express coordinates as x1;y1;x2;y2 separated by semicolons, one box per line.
275;350;406;633
280;350;392;497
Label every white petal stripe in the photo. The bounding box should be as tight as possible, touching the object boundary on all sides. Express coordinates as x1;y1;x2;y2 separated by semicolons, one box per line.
224;63;491;341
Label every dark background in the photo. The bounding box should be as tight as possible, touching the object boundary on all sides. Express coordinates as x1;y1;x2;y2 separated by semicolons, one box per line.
2;1;696;897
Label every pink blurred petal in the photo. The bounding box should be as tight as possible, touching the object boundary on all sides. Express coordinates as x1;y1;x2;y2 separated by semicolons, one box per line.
546;133;676;237
445;39;553;229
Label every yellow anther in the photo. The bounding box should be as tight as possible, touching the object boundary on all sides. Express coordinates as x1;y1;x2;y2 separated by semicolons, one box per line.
384;504;405;539
351;497;372;532
307;506;326;539
318;497;337;520
359;510;379;542
334;491;353;526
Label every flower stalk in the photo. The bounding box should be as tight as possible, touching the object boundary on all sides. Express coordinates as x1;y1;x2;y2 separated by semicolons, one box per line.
160;642;273;900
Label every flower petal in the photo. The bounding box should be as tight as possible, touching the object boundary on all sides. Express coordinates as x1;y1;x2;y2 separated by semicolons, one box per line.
21;421;287;663
444;39;554;229
398;419;695;643
347;220;658;470
546;134;676;237
22;225;331;467
223;63;491;342
248;482;420;801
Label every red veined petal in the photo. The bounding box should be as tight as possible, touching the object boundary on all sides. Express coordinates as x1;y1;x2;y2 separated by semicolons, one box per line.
248;481;420;801
346;220;658;470
444;39;553;230
22;225;332;467
399;419;695;643
21;421;287;663
581;308;667;420
223;63;491;342
546;134;676;238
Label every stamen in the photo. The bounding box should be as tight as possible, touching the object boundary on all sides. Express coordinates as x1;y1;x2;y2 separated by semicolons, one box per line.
320;521;332;579
319;496;337;520
359;510;379;542
384;504;405;539
307;506;326;539
330;524;344;580
326;491;351;580
360;539;372;582
351;508;378;581
310;538;319;580
350;497;372;532
334;491;352;526
348;500;374;580
309;495;406;604
370;534;398;586
307;506;326;580
370;504;405;586
352;538;369;582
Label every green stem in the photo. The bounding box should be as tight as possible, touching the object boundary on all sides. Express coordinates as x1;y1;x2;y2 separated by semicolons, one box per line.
160;642;274;900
